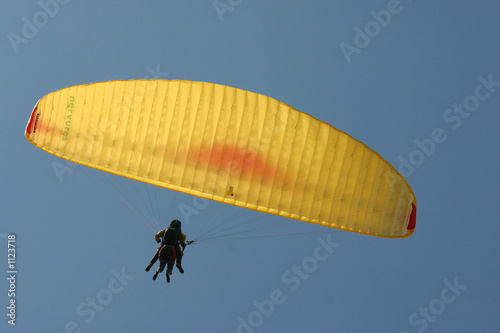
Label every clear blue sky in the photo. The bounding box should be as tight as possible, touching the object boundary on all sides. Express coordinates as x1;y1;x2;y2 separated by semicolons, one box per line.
1;1;499;332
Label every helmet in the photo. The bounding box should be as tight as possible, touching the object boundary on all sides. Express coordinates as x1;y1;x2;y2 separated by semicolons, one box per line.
169;219;181;229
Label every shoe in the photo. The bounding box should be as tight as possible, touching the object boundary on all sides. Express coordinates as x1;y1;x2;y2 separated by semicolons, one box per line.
153;271;159;280
177;265;184;274
145;263;153;272
166;271;171;283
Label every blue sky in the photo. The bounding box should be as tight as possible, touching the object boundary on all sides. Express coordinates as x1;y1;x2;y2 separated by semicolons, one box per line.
1;1;500;332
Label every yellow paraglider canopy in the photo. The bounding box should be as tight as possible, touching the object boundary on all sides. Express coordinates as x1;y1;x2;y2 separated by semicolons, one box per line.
25;79;416;237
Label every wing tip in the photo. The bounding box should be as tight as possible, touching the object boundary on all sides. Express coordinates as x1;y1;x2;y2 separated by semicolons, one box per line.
407;202;417;233
26;106;38;136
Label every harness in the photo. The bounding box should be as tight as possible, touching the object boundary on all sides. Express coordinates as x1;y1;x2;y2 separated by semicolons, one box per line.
158;244;176;263
158;227;181;264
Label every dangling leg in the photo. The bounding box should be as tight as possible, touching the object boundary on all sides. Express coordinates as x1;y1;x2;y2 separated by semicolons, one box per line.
146;246;161;271
166;246;175;283
154;259;166;281
166;261;173;283
153;246;166;280
175;244;184;274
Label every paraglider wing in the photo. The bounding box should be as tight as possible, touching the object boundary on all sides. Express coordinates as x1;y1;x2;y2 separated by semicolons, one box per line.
25;79;416;237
